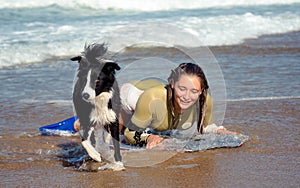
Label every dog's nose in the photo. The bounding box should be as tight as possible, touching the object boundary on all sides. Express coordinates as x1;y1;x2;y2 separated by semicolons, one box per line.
82;93;90;100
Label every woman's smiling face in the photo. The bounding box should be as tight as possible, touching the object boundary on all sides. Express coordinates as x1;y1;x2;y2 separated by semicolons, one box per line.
173;74;202;113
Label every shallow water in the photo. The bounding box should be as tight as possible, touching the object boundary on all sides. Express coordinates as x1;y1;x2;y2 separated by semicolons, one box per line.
1;99;299;187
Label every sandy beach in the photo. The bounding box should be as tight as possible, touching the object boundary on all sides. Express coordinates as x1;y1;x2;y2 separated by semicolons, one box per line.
1;97;299;187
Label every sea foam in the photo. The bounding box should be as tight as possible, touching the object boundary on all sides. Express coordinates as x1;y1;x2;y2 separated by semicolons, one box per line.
0;0;299;68
1;0;299;11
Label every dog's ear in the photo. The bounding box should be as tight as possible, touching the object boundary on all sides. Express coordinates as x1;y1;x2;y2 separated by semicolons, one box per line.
70;56;82;62
112;63;121;71
105;62;121;72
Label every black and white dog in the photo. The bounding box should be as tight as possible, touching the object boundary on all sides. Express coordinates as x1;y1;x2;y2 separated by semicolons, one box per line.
71;43;124;171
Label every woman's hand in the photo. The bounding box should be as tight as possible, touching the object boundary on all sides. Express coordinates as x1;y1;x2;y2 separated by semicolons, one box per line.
217;128;238;135
146;135;164;149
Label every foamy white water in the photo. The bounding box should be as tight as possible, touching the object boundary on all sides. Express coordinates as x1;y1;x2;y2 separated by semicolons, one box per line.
1;0;299;10
0;0;299;67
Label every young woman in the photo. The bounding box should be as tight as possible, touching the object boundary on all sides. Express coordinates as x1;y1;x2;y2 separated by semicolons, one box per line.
120;63;237;149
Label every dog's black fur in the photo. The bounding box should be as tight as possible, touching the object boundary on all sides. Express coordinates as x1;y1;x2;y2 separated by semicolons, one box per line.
71;43;122;163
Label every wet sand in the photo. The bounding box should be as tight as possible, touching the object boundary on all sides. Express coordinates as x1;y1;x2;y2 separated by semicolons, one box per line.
1;98;299;187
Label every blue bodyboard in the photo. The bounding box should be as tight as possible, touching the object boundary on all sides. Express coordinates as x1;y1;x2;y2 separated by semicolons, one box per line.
39;116;77;136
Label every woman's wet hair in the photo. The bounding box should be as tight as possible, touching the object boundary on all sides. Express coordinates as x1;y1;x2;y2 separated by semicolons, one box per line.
166;63;209;133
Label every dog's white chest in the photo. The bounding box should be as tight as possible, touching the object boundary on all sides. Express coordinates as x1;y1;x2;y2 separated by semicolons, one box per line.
90;91;116;125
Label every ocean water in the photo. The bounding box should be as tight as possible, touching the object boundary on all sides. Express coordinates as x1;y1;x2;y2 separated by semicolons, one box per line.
1;0;300;67
0;1;300;187
0;0;299;104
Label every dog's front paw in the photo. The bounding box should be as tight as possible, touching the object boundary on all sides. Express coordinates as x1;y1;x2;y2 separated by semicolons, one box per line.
82;140;101;162
98;161;125;171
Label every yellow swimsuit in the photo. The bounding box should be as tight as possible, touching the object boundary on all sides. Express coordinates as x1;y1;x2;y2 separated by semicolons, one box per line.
123;79;214;145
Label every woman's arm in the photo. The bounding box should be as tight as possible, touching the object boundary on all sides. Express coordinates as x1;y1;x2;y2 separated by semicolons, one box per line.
124;127;148;145
217;128;238;135
203;123;237;134
124;127;165;148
